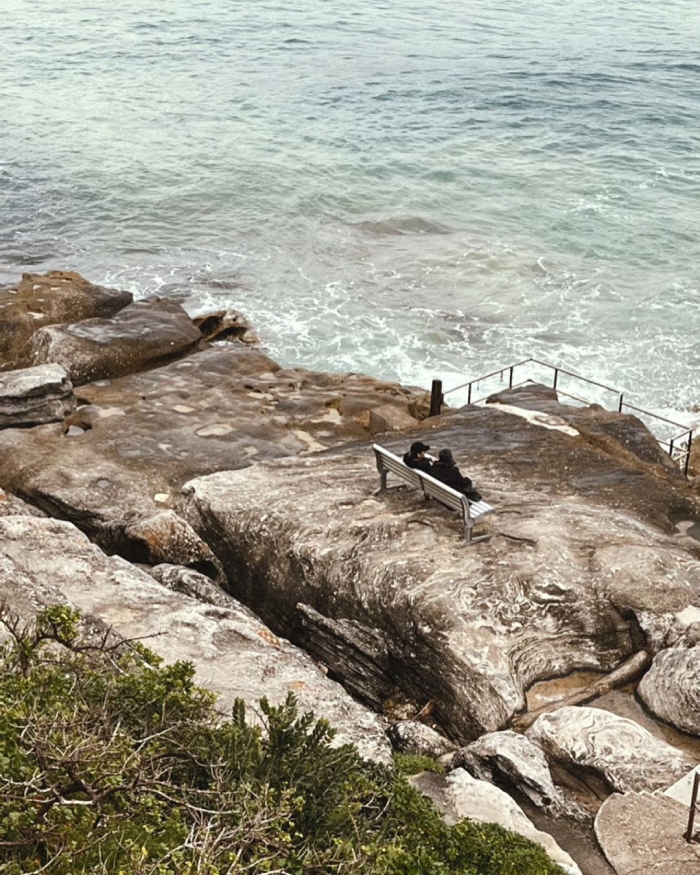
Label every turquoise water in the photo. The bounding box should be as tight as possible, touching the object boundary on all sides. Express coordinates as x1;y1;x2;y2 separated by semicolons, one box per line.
2;0;700;420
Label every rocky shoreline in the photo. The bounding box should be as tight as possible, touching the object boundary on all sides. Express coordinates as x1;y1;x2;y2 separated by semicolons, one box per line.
1;271;699;875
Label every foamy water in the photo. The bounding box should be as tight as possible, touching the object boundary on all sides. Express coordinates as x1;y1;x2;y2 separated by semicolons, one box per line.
2;0;699;423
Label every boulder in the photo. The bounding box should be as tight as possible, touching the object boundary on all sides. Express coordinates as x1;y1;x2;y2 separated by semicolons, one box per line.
0;515;391;764
0;271;132;370
388;721;456;758
0;346;424;562
0;363;76;427
409;768;582;874
451;730;587;820
181;420;700;742
638;644;700;736
193;308;260;345
594;790;700;874
527;706;697;793
29;297;202;385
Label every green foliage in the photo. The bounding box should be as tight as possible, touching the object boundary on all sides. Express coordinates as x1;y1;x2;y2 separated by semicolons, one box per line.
0;606;566;875
393;752;446;776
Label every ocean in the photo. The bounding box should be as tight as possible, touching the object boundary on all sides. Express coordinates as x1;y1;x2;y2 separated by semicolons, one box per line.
2;0;699;426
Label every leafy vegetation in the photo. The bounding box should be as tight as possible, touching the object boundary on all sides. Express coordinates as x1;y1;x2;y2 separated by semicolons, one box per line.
0;605;566;875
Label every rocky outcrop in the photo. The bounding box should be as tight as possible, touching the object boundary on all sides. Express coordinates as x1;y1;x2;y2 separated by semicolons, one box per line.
0;515;391;764
0;363;75;427
0;345;424;560
29;297;202;385
0;488;45;517
182;427;700;741
594;790;700;874
527;706;697;793
193;308;260;345
638;644;700;736
388;721;456;758
410;769;582;874
0;271;132;370
452;730;587;820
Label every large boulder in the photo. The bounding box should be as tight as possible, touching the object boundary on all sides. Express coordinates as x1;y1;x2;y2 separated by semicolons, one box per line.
29;297;202;385
0;515;391;764
409;768;582;874
638;644;700;736
451;730;587;820
181;424;700;742
0;363;75;428
0;271;132;370
527;706;697;793
0;346;423;561
594;790;700;874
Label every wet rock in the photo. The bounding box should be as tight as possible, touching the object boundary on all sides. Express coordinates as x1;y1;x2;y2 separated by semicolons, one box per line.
409;768;582;874
527;706;697;793
193;308;260;345
638;644;700;736
182;423;700;742
0;363;76;428
388;721;456;758
0;271;132;371
0;346;427;560
594;790;700;874
452;730;587;820
0;515;391;764
29;297;202;385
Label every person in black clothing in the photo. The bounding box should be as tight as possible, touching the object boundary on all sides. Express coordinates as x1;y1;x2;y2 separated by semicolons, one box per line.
403;441;433;474
430;448;482;502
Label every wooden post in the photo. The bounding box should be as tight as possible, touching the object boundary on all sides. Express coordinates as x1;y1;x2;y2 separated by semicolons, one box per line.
686;770;700;843
429;379;443;417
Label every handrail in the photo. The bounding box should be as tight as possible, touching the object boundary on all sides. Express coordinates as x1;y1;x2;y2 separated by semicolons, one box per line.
434;359;694;476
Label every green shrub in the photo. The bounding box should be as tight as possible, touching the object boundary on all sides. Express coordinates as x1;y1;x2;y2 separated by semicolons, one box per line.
393;752;446;776
0;605;566;875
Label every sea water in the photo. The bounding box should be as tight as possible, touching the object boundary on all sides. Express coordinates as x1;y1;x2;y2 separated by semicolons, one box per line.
2;0;699;423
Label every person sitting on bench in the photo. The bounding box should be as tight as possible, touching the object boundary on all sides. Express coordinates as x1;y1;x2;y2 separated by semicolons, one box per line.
431;448;482;502
403;441;433;474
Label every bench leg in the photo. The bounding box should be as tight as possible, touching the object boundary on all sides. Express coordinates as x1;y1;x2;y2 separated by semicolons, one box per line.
373;470;388;495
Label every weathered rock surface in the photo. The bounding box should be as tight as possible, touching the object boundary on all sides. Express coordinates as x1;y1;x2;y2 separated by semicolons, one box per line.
638;644;700;736
0;346;423;559
193;308;260;345
0;271;132;370
410;768;582;874
0;515;391;764
29;297;202;385
594;791;700;874
0;488;45;517
527;706;697;793
181;416;700;741
0;363;76;427
388;720;456;758
452;730;587;820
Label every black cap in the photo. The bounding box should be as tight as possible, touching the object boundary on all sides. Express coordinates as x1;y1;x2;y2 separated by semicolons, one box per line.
410;441;430;455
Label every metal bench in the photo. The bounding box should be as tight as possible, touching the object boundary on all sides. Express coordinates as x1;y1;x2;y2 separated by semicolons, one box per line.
372;443;494;545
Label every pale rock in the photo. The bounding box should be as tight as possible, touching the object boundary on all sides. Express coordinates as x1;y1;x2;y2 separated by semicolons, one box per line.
638;644;700;736
0;363;76;427
388;720;456;758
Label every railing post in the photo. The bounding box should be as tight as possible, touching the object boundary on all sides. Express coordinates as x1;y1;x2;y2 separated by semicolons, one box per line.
618;393;624;412
509;366;514;389
467;382;472;405
686;432;693;477
669;439;675;458
685;770;699;843
429;379;443;417
553;368;559;391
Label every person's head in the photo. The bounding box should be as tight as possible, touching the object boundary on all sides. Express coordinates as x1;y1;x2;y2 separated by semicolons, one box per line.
438;448;454;465
410;441;430;458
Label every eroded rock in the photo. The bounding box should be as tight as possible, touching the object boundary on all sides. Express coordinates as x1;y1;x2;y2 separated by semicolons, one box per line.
410;768;582;874
182;427;700;742
193;308;260;345
452;730;587;820
29;297;202;385
638;644;700;736
0;363;76;428
0;271;132;370
388;721;456;758
527;706;697;793
0;515;391;764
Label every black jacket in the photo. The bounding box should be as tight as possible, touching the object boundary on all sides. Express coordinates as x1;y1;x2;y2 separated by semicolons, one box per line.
430;461;481;502
403;452;433;475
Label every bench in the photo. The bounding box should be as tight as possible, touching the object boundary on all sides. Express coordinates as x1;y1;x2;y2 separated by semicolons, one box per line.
372;444;495;545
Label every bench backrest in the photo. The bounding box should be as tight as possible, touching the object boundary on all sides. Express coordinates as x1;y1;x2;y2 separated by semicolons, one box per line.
372;443;470;513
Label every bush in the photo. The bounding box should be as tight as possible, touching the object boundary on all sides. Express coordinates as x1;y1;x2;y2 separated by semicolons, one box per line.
0;605;566;875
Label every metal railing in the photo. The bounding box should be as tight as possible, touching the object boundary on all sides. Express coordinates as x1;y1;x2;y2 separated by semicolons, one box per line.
686;770;700;843
430;358;693;476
